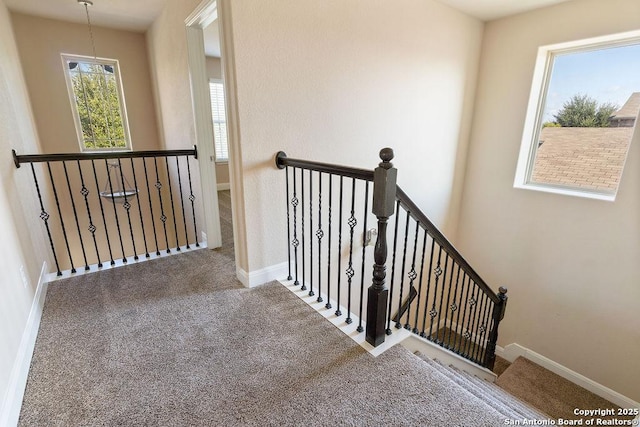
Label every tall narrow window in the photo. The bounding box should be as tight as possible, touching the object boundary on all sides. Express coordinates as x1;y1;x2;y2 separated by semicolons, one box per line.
209;79;229;162
515;31;640;201
62;54;131;151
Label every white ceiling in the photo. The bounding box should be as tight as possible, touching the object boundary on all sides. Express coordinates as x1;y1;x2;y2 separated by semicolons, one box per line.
3;0;572;44
4;0;169;32
436;0;571;21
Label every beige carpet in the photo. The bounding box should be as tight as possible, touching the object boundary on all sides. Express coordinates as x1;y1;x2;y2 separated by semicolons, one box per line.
496;356;630;422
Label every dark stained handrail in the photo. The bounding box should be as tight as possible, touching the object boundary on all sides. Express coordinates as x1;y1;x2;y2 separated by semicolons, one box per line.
395;186;499;304
13;146;198;168
275;151;374;182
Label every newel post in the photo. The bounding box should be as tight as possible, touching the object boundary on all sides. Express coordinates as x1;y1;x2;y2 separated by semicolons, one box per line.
484;286;508;370
365;148;397;346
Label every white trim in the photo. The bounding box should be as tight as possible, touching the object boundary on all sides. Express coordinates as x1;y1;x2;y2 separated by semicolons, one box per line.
1;262;49;427
278;278;410;357
217;183;230;191
45;244;207;283
236;262;289;288
495;343;640;410
185;2;222;249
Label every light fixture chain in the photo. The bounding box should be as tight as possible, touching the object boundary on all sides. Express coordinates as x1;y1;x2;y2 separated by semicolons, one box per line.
82;2;98;60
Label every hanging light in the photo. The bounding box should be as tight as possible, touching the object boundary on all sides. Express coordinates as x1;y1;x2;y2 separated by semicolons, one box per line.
78;1;138;204
100;162;139;204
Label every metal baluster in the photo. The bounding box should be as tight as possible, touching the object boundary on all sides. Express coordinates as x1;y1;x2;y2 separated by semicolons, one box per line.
440;259;457;345
285;166;292;280
301;170;306;291
386;199;401;335
291;168;300;287
357;181;370;333
154;158;170;254
165;157;181;251
434;254;451;342
175;157;190;249
470;293;487;362
309;171;314;297
92;160;115;265
404;221;420;330
77;161;102;267
335;176;343;316
475;294;492;363
463;285;481;357
117;158;138;260
104;159;127;262
130;158;149;257
30;164;62;276
445;265;462;349
345;178;357;324
395;210;411;329
316;171;323;302
62;161;89;270
413;231;428;334
428;246;444;339
420;237;437;338
185;156;199;247
143;158;161;255
47;162;76;272
325;173;333;310
455;274;472;353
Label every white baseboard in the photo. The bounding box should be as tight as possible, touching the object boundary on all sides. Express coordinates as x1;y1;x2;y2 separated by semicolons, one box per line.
495;343;640;411
217;183;230;191
236;262;289;288
1;262;49;427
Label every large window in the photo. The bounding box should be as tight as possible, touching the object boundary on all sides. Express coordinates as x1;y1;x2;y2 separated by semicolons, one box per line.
62;54;131;151
515;31;640;201
209;80;229;162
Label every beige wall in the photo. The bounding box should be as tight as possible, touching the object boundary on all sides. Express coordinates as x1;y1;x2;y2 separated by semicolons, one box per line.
227;0;483;271
458;0;640;401
206;55;229;186
11;13;161;153
0;0;50;419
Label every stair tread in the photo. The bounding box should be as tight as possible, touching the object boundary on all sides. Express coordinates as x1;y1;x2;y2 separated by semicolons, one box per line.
414;351;548;421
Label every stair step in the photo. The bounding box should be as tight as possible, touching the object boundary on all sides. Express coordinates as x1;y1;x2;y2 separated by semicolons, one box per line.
414;351;548;421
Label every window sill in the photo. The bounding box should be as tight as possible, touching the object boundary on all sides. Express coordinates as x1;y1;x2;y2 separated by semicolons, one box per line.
514;182;616;202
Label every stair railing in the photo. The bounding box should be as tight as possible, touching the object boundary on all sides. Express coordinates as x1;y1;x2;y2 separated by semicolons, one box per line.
13;147;201;276
276;148;508;370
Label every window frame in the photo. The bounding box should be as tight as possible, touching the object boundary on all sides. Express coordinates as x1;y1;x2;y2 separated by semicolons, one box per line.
61;53;132;152
209;78;229;163
514;30;640;202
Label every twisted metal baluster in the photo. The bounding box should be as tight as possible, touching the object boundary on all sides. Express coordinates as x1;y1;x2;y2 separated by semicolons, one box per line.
434;254;451;343
301;170;306;291
445;265;462;349
104;159;127;262
154;158;170;254
405;221;420;329
420;237;436;338
291;168;300;286
285;166;292;280
427;246;444;339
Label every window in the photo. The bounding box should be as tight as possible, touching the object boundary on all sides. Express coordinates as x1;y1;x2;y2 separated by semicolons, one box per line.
514;31;640;201
209;80;229;162
62;54;131;151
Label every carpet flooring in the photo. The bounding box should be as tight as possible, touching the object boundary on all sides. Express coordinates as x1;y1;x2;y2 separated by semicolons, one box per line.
19;192;509;426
